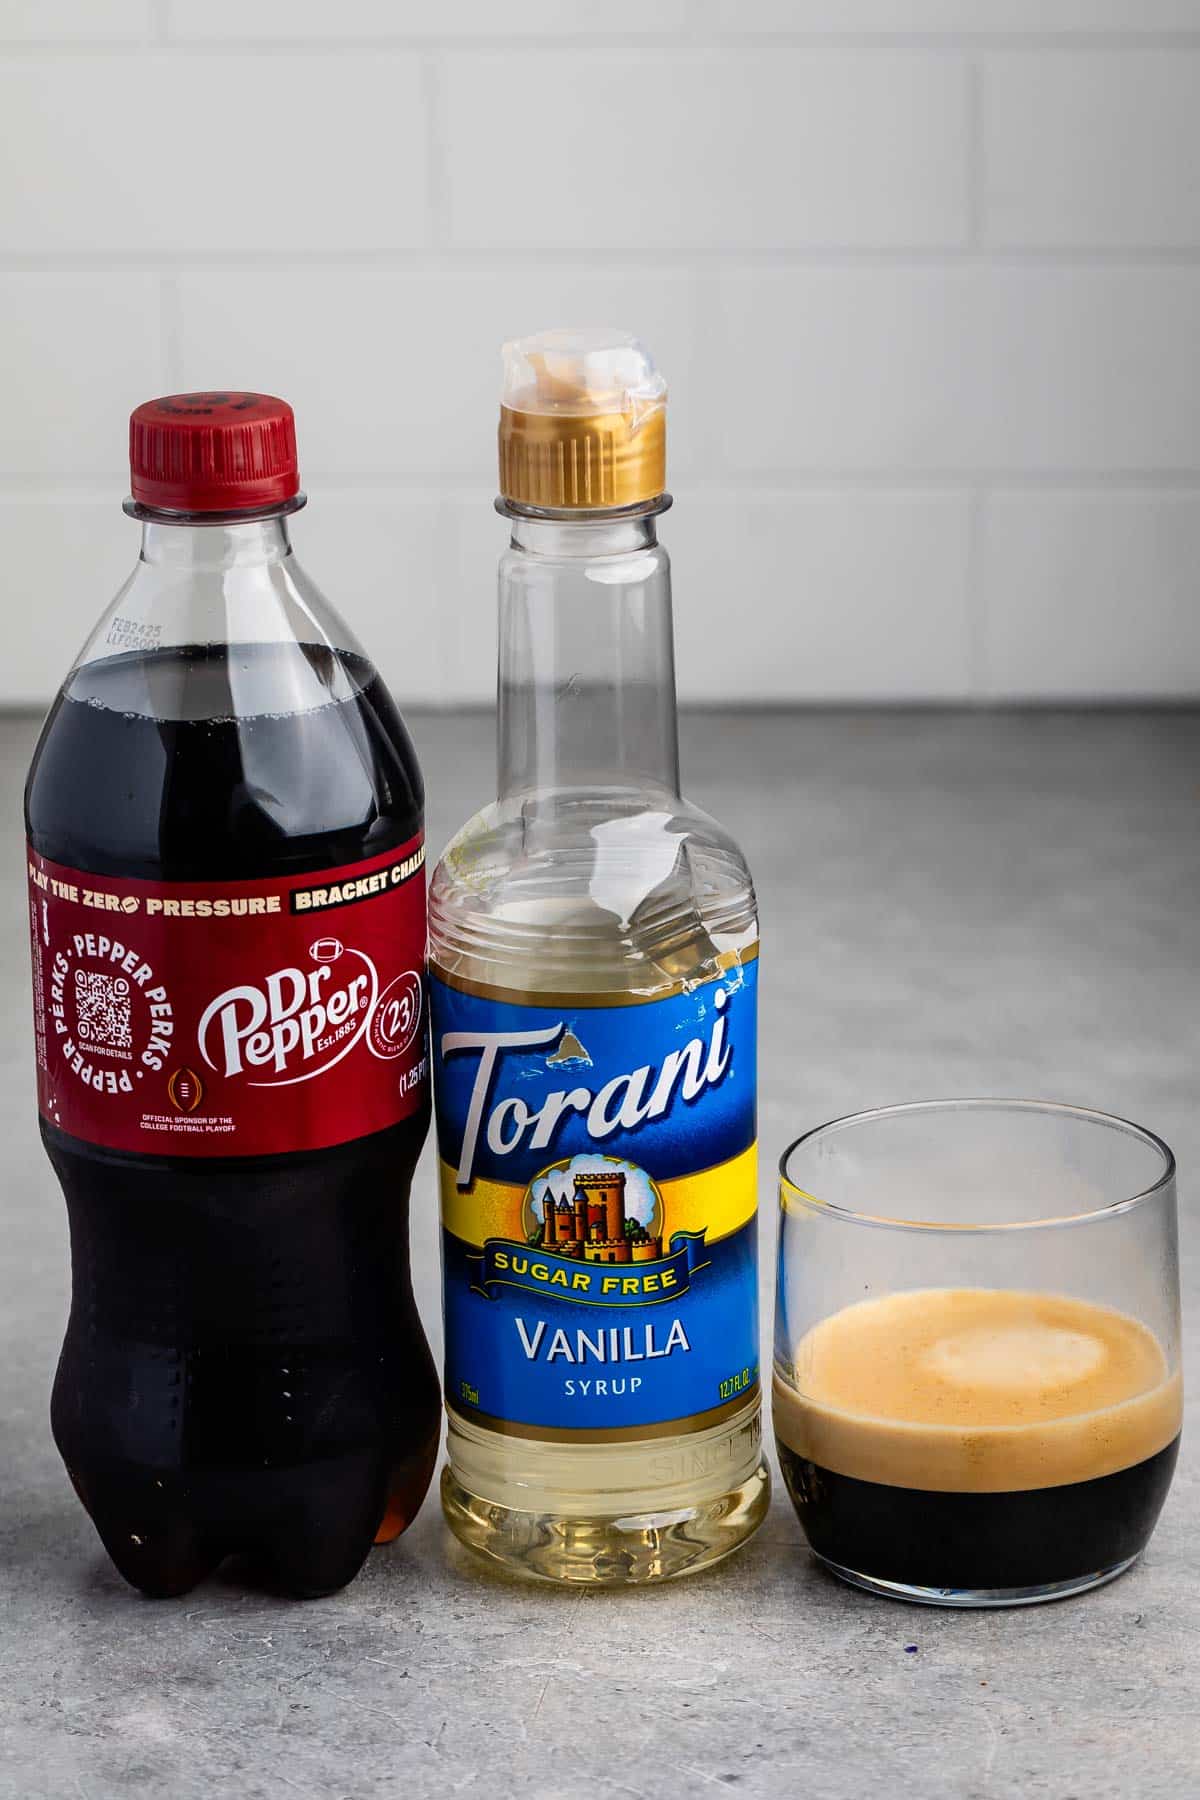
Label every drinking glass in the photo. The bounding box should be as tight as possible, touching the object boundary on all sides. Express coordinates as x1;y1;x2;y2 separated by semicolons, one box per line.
775;1100;1181;1607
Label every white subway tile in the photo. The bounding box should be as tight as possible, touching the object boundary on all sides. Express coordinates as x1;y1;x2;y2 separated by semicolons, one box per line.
0;1;148;40
0;486;482;710
167;0;686;38
698;1;1200;32
980;490;1200;698
713;268;966;474
288;490;446;704
0;497;133;704
0;277;163;478
292;486;500;708
166;0;1200;40
5;484;1194;708
984;52;1200;247
0;53;426;252
295;486;974;707
433;493;505;707
713;267;1200;473
669;489;971;702
443;51;968;249
175;269;711;476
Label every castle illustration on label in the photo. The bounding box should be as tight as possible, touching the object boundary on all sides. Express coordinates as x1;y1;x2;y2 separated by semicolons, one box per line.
534;1166;664;1266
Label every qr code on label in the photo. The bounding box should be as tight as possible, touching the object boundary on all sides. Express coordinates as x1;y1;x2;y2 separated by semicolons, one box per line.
74;970;132;1048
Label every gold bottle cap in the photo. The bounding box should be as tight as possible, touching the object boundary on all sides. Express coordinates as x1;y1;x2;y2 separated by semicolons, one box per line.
498;328;667;510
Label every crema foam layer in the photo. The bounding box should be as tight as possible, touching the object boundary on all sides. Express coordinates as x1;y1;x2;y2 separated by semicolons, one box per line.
773;1288;1182;1494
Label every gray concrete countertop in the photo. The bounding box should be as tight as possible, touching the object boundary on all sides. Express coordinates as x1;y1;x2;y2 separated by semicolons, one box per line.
1;708;1196;1800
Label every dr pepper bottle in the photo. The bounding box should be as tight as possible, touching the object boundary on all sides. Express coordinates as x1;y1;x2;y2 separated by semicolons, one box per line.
24;393;439;1596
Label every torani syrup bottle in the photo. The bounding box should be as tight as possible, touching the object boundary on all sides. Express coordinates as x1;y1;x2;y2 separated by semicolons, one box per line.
428;331;768;1584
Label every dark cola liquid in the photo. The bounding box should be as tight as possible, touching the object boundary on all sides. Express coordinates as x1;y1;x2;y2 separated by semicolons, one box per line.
26;641;440;1598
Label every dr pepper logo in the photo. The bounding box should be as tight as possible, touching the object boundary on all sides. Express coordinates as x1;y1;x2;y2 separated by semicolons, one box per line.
198;938;420;1088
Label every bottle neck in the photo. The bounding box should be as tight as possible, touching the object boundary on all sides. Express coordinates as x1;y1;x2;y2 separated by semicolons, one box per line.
67;503;365;704
138;512;293;570
497;508;681;803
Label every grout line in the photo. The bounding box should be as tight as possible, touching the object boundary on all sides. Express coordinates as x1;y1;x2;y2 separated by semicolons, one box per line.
4;247;1200;272
0;39;151;52
0;484;125;503
148;0;170;47
3;34;1200;52
676;470;1200;492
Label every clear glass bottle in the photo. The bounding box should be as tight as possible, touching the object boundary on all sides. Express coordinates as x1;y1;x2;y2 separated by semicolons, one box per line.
428;331;769;1584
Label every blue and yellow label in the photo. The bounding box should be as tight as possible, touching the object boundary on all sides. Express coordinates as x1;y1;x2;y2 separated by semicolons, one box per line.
430;952;759;1439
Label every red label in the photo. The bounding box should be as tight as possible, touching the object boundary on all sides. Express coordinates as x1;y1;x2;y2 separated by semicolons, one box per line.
27;838;427;1157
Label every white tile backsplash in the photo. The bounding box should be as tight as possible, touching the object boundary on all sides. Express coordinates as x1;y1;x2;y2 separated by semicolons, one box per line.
0;53;427;254
0;276;164;478
0;498;133;704
980;491;1200;698
175;269;712;477
984;53;1200;247
713;267;1200;474
0;9;1196;705
167;0;689;38
669;490;973;702
443;51;969;251
0;1;149;41
697;1;1200;30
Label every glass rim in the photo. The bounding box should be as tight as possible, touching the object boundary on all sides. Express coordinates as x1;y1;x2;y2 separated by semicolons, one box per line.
778;1098;1176;1235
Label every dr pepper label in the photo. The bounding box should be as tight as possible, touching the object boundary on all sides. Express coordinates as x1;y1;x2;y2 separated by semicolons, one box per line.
27;837;428;1157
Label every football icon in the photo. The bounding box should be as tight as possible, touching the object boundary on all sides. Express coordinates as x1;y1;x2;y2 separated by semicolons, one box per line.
310;938;343;963
167;1067;204;1114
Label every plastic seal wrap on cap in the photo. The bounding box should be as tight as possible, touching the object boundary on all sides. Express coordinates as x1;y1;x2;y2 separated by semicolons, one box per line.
502;329;667;422
498;328;667;511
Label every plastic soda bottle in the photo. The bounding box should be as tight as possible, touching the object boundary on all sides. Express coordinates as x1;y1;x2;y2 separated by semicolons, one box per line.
25;392;440;1596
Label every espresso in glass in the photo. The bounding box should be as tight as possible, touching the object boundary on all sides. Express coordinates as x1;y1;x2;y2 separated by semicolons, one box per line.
774;1286;1180;1597
775;1104;1182;1606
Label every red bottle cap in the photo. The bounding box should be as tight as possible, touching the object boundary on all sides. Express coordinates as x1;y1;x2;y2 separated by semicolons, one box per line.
129;391;300;513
